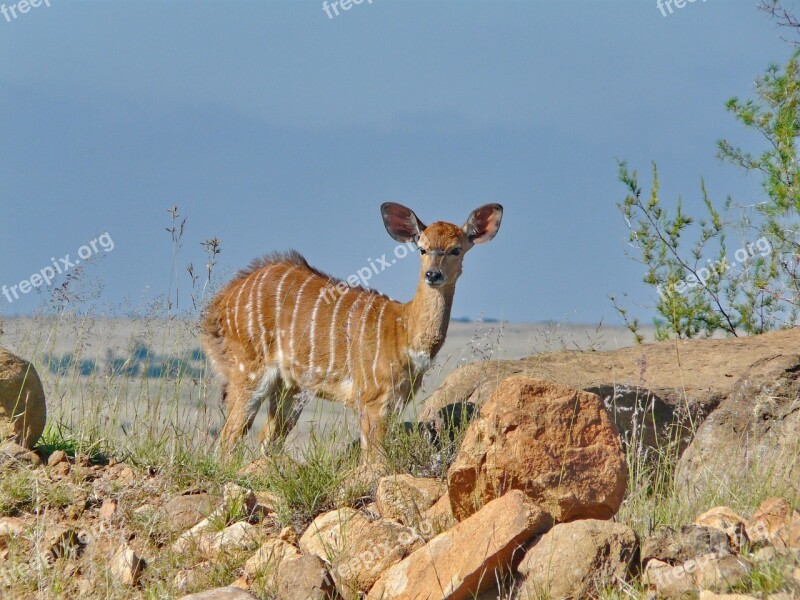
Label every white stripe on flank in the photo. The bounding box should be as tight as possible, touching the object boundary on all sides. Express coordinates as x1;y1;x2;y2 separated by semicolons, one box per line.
327;288;350;376
307;283;329;380
372;300;388;387
274;266;297;372
233;271;256;339
225;290;235;338
256;265;275;359
358;294;377;388
246;269;260;344
345;294;365;385
289;274;316;376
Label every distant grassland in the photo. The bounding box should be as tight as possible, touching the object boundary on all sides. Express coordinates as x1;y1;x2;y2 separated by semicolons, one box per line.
0;315;650;455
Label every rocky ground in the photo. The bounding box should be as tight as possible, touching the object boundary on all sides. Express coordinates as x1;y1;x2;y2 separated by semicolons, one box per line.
1;327;799;599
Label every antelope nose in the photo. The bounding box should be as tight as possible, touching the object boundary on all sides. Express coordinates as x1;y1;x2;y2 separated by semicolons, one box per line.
425;270;444;285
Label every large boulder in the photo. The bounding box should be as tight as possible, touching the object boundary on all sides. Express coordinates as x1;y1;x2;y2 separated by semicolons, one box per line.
0;347;46;449
447;377;626;522
367;490;553;600
421;328;800;451
676;352;800;500
516;519;639;599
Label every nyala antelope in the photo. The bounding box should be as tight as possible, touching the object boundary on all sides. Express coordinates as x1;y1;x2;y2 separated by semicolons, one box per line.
201;202;503;461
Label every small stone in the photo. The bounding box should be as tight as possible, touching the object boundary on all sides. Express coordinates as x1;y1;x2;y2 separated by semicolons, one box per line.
746;497;800;549
158;493;217;535
0;441;42;468
110;542;144;586
47;450;68;467
99;499;118;520
50;461;71;478
695;507;748;549
117;466;135;483
698;592;758;600
177;587;259;600
754;545;778;562
241;538;302;586
642;525;731;565
45;527;83;562
644;553;752;597
0;517;25;550
197;521;260;558
274;554;335;600
375;475;447;528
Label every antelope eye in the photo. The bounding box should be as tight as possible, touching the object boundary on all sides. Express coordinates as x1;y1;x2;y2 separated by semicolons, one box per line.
419;248;427;255
450;248;461;256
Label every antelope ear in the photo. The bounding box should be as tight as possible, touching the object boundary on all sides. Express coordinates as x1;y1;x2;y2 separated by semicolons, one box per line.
464;203;503;244
381;202;426;244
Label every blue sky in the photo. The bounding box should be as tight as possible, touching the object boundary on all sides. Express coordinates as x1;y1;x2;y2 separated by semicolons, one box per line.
0;0;792;323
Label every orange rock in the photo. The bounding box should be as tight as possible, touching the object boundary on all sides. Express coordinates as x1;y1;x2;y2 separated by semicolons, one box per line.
367;490;552;600
746;497;800;549
447;377;626;522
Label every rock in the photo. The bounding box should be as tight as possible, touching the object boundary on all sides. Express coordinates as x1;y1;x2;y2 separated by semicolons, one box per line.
198;521;260;557
98;499;118;521
173;561;215;594
158;493;218;534
49;460;70;477
745;497;800;549
642;525;732;565
172;485;259;555
241;538;302;581
447;377;626;522
0;440;42;468
517;519;639;599
45;527;83;562
110;542;144;586
300;508;421;596
47;450;68;466
0;517;25;551
698;592;758;600
299;508;364;560
221;483;258;516
367;489;553;600
422;331;800;453
0;348;46;449
178;587;259;600
113;464;136;484
422;492;457;537
643;553;752;598
695;507;748;549
237;540;332;598
274;554;335;600
331;518;422;596
677;352;800;500
278;526;297;545
375;475;447;528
